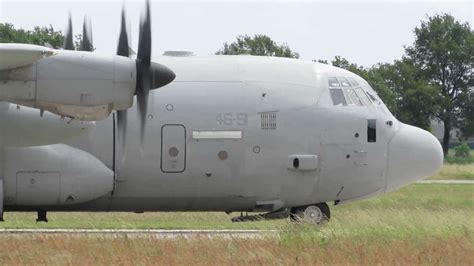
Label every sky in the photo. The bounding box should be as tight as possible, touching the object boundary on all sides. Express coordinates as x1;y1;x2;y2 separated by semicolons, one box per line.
0;0;472;67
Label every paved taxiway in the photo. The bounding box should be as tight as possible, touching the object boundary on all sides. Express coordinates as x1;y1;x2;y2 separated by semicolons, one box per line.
0;229;277;238
416;180;474;184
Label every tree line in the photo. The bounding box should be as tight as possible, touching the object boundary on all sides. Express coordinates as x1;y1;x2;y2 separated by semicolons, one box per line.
1;14;472;155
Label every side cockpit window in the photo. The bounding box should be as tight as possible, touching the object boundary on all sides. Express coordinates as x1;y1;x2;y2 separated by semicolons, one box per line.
355;87;372;106
328;76;371;107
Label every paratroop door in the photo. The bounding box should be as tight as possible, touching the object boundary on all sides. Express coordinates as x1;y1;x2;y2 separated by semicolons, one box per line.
161;125;186;173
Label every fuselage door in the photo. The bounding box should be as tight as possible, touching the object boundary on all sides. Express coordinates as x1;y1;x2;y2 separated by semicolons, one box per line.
161;124;186;173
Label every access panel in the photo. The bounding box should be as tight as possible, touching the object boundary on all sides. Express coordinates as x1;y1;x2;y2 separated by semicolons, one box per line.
161;125;186;173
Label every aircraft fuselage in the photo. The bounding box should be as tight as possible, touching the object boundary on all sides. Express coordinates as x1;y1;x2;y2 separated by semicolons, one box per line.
0;55;443;213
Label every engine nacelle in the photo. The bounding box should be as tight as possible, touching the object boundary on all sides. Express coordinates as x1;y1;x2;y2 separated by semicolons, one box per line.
3;144;114;206
1;102;94;148
0;48;136;121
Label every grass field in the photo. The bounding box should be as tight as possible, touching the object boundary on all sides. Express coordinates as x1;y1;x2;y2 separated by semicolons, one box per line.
427;163;474;180
0;166;472;264
1;182;472;230
0;233;471;265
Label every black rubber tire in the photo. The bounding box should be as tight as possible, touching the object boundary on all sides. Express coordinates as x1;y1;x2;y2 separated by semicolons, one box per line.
316;202;331;221
289;202;330;224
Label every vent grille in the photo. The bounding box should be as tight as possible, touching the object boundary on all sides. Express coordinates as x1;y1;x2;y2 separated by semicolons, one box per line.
260;111;277;130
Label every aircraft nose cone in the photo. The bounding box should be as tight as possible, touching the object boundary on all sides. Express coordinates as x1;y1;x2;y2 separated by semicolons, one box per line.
386;124;443;191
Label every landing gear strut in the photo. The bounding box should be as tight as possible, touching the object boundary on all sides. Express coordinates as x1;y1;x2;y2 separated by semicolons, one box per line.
36;210;48;223
290;202;330;224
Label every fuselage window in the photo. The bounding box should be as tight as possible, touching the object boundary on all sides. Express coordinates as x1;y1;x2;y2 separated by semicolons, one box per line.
367;119;377;142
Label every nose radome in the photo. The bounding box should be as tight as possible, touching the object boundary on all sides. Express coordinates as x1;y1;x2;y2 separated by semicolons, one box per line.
386;124;444;191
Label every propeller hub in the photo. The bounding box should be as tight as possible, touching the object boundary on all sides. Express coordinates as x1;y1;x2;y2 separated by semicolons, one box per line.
150;62;176;89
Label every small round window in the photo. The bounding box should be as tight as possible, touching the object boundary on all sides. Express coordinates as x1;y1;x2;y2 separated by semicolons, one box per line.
168;147;179;157
218;150;228;160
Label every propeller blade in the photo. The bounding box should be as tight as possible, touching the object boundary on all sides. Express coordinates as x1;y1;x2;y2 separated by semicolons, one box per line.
135;0;152;143
117;8;130;57
80;16;94;51
137;0;151;65
116;7;131;147
117;0;176;147
136;69;150;142
63;13;75;50
116;110;127;144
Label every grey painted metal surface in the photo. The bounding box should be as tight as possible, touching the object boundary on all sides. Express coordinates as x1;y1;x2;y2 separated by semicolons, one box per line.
0;52;444;216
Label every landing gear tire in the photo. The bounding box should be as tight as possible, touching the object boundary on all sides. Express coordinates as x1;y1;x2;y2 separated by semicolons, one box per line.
290;203;330;224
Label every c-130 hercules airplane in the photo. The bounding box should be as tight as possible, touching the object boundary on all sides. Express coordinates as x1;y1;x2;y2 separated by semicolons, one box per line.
0;1;443;224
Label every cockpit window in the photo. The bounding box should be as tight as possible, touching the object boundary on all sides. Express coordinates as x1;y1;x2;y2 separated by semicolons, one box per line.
345;88;363;106
339;77;351;87
328;77;340;87
359;80;383;105
347;77;359;86
355;87;372;106
365;91;379;104
328;76;372;107
329;88;347;106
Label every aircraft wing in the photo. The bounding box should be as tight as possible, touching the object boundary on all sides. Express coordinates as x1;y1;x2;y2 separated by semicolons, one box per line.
0;44;55;71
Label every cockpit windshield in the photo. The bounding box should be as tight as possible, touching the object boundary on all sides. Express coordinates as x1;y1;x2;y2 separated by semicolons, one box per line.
328;76;378;107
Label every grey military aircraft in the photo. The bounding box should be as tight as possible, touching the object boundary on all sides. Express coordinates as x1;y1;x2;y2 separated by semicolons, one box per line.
0;1;443;224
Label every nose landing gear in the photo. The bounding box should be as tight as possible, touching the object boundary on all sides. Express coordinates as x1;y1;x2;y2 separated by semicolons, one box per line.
290;202;330;224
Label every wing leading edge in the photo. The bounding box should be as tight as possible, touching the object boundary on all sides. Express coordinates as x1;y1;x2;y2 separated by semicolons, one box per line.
0;44;55;71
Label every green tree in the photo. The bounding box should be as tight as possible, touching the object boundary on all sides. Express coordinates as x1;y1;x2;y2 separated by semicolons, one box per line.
331;56;365;76
405;14;473;155
216;34;299;58
379;59;439;130
364;64;399;117
458;88;474;139
0;23;64;48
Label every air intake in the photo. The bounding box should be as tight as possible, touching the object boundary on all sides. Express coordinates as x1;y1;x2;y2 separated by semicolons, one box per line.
163;51;195;57
260;111;277;130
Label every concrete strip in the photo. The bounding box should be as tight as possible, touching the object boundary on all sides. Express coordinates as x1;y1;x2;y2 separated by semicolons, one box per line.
417;180;474;184
0;229;278;239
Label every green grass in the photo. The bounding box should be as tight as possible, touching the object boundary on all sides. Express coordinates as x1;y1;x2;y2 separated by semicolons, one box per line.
1;184;472;237
428;163;474;180
0;183;472;264
0;233;471;265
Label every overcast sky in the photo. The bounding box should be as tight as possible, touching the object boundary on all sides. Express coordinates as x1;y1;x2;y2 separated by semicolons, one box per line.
0;0;472;66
